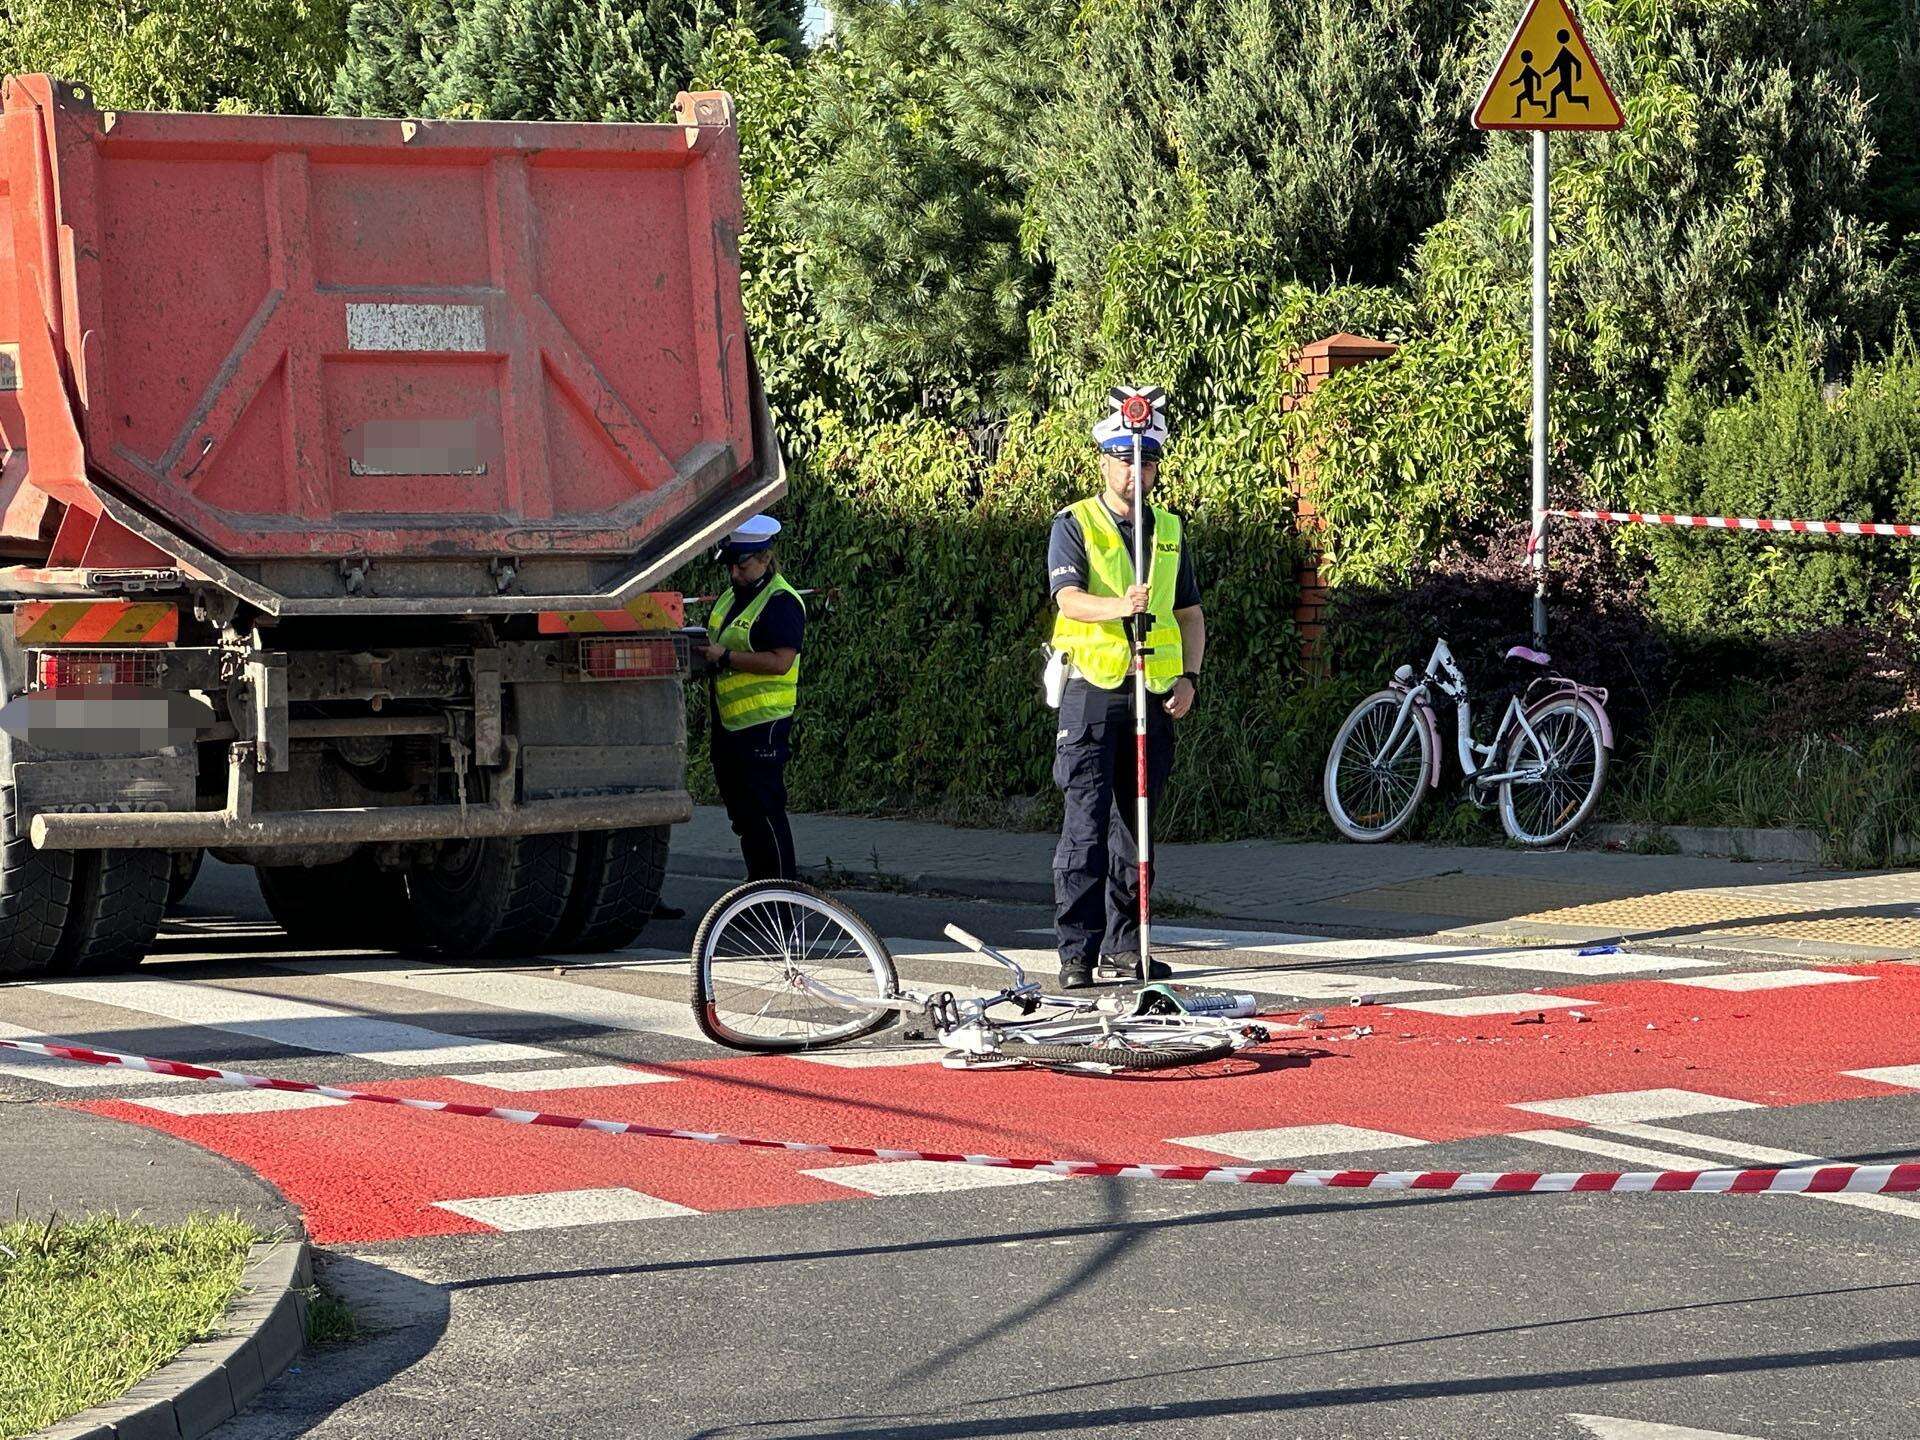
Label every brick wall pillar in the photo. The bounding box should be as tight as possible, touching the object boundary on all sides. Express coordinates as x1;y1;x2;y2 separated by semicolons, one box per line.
1283;332;1399;662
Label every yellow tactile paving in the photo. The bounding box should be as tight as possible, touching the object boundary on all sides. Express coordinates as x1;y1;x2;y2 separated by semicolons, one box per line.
1327;873;1920;950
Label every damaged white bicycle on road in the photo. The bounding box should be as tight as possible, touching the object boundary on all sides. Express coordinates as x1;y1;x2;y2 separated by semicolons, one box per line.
689;882;1270;1073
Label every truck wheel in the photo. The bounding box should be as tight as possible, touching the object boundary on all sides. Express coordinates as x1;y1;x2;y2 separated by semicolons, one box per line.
551;826;670;953
0;784;77;977
166;849;204;910
258;853;413;949
54;850;170;974
405;833;578;959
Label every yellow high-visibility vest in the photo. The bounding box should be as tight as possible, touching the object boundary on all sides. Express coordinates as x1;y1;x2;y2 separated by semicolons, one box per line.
709;574;804;730
1049;496;1185;692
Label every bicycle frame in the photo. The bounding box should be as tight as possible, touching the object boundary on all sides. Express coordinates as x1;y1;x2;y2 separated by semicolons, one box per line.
784;923;1233;1060
1379;638;1603;791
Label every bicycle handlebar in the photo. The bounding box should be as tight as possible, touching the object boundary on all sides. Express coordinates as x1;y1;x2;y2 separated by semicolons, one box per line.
942;924;1031;989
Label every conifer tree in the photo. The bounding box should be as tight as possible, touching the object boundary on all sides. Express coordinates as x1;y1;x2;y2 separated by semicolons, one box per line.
794;0;1070;412
330;0;801;122
328;0;455;116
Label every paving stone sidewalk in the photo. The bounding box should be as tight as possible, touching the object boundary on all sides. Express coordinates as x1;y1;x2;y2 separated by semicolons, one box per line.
674;806;1920;962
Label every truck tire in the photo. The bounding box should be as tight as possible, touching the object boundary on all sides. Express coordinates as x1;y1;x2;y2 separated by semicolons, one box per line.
55;850;170;974
404;833;578;959
0;784;77;977
166;849;204;910
550;826;670;953
258;854;415;950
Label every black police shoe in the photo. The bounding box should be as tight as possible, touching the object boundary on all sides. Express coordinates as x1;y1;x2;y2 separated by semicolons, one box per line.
1096;955;1172;983
1057;962;1096;991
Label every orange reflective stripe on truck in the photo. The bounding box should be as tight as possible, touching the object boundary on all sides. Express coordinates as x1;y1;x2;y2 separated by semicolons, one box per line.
14;600;180;644
537;592;686;634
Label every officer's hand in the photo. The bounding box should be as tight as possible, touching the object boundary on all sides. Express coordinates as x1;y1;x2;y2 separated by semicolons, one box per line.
1118;583;1151;618
1164;678;1196;720
698;643;727;665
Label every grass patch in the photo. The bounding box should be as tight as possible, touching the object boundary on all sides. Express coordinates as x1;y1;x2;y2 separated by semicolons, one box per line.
1603;685;1920;864
304;1286;358;1346
0;1212;257;1440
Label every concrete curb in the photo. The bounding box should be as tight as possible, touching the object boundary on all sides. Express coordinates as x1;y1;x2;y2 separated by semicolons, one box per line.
33;1238;311;1440
1587;823;1825;863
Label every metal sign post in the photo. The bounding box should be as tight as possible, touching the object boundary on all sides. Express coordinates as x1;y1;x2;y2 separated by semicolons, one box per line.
1531;129;1550;645
1473;0;1623;648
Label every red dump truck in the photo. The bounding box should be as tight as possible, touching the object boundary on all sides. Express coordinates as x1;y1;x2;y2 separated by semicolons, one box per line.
0;75;781;975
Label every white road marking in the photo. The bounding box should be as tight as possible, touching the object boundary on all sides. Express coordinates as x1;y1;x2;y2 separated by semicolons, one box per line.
0;1022;184;1088
1512;1089;1760;1125
1509;1128;1920;1223
802;1160;1060;1195
1567;1415;1765;1439
1389;992;1586;1017
130;1089;345;1116
1842;1064;1920;1090
433;1187;697;1231
1179;968;1457;1002
33;978;558;1067
1168;1124;1428;1162
1430;951;1721;977
1022;924;1484;962
453;1064;676;1091
276;959;711;1043
1665;968;1873;992
886;938;1059;971
1589;1122;1920;1225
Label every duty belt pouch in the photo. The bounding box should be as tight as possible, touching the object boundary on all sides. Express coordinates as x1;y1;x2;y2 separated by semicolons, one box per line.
1041;645;1070;710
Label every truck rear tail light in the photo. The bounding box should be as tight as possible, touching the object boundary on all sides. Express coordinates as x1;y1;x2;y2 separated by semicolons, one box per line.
35;649;163;688
579;635;686;680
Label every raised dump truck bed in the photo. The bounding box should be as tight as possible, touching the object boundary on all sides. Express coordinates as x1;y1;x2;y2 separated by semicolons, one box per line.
1;76;779;612
0;78;776;976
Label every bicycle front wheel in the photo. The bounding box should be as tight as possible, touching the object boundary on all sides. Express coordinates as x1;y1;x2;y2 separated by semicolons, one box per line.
991;1018;1240;1073
1323;690;1434;842
1498;696;1609;846
690;881;900;1052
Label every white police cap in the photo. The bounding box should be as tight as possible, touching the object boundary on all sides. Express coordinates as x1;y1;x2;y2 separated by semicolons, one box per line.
1092;385;1168;456
718;513;781;557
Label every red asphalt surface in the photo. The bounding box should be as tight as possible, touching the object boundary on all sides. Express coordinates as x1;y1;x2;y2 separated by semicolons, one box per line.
77;964;1920;1243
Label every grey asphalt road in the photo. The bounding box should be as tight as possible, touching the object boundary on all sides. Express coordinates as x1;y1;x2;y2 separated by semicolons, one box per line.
8;862;1917;1439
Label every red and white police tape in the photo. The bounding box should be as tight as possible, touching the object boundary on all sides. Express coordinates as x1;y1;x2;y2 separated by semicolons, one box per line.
8;1036;1919;1198
1545;508;1920;541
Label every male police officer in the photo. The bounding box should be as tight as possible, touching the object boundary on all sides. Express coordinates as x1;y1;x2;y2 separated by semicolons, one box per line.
1046;399;1205;989
697;515;805;880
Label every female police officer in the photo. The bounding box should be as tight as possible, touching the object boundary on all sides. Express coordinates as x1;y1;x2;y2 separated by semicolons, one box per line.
697;515;805;881
1046;401;1205;989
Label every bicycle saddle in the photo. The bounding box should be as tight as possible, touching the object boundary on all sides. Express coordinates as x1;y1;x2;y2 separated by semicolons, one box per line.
1505;645;1551;666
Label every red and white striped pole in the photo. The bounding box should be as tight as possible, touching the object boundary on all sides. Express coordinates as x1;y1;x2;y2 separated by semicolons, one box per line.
1130;424;1152;984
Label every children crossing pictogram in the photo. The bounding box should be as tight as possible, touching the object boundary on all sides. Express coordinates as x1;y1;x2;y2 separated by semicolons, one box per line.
1474;0;1623;132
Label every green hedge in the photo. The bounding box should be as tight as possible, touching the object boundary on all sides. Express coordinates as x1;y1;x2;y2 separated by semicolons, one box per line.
685;406;1362;842
1629;334;1920;638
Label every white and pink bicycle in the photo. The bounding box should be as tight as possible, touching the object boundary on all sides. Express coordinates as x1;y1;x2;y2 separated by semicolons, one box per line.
1322;638;1614;846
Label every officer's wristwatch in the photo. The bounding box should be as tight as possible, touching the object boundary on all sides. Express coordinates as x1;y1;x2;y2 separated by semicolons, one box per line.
1181;671;1201;688
720;648;733;670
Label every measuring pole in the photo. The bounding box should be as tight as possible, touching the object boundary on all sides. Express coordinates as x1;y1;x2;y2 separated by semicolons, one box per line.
1530;128;1550;647
1130;427;1151;983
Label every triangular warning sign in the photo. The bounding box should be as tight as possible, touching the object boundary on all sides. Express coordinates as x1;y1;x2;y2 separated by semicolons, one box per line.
1474;0;1623;131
